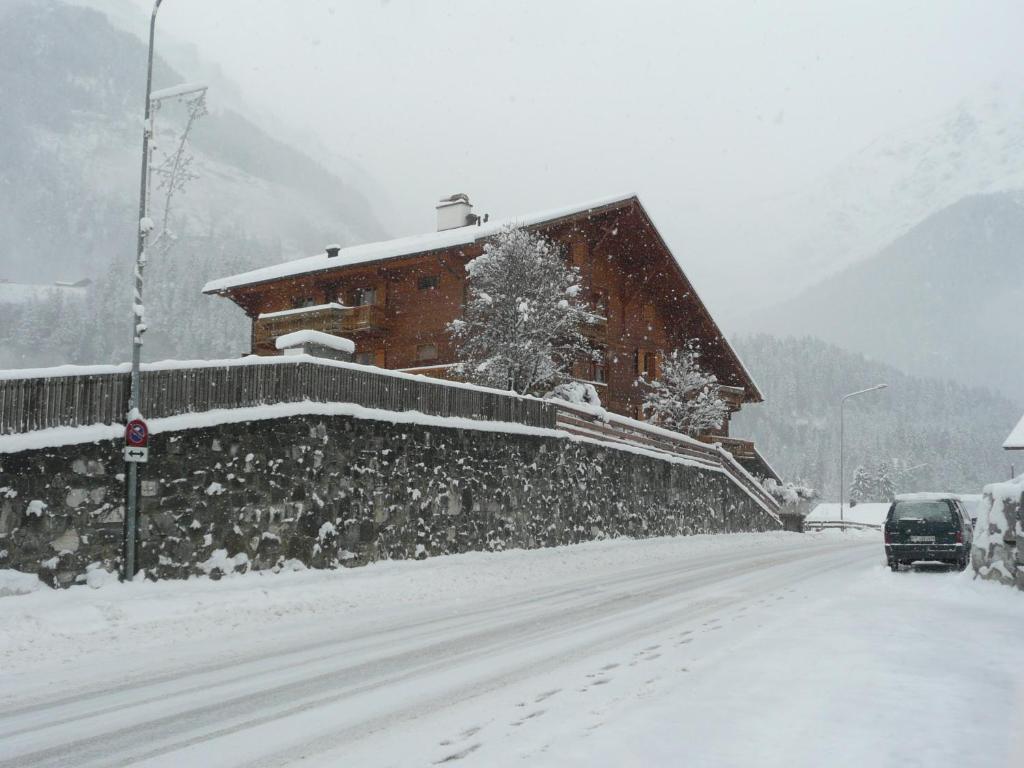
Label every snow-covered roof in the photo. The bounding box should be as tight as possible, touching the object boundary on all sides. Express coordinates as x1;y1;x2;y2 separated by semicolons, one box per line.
274;330;355;354
258;302;347;320
1004;413;1024;450
202;193;637;294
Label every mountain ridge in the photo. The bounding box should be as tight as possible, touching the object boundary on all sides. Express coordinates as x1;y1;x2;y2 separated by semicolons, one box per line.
738;191;1024;400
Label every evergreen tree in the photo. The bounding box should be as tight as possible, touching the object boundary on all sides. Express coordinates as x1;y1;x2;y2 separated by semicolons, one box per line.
448;226;594;394
849;464;874;504
640;343;728;436
875;462;896;501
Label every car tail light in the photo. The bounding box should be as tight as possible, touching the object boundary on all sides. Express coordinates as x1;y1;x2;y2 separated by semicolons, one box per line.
955;530;963;544
884;530;892;544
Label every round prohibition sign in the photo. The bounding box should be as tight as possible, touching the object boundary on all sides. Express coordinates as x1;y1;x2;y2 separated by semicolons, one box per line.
126;419;149;447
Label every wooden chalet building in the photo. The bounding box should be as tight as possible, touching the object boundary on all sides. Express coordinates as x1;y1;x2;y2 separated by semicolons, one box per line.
203;193;778;480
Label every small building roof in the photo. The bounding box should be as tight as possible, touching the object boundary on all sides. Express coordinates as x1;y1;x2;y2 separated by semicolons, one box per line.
1005;413;1024;450
274;329;355;354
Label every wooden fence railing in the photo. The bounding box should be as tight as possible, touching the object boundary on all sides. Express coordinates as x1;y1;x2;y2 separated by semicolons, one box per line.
0;359;556;435
554;404;781;515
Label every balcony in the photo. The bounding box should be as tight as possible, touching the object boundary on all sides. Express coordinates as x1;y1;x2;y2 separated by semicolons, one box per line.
579;312;607;343
253;303;387;352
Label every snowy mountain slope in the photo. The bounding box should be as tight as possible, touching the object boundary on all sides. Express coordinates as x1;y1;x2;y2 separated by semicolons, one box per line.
0;0;386;284
717;80;1024;313
738;192;1024;398
730;335;1020;499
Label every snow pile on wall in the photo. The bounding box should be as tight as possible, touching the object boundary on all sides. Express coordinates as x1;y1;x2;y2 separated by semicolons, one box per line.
971;474;1024;589
545;381;602;408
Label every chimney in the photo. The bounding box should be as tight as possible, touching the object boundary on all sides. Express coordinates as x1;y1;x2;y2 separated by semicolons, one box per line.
436;193;473;231
325;243;341;258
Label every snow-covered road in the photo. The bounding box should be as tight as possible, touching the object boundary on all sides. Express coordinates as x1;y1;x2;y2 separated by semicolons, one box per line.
1;532;1021;767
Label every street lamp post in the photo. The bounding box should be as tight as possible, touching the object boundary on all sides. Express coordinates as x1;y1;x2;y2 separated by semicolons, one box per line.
840;384;888;530
124;0;164;581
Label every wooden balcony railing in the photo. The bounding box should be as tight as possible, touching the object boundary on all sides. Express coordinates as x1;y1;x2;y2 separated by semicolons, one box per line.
579;312;608;343
697;434;756;460
253;303;387;351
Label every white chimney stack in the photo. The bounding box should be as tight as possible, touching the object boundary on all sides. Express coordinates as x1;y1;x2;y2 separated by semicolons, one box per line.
436;193;473;231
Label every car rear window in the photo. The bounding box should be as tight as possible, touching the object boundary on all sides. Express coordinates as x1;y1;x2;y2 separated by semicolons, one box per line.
889;501;955;523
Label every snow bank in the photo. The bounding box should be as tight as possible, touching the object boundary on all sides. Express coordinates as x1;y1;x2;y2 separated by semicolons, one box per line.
971;474;1024;588
0;569;45;597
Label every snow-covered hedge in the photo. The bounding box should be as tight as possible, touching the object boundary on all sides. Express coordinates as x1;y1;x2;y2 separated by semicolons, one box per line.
971;474;1024;589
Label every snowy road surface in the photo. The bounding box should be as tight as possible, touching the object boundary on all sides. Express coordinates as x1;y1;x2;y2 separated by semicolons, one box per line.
2;532;1023;767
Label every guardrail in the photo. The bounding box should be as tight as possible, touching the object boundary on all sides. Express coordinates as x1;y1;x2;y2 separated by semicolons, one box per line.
553;403;781;516
0;357;556;434
803;520;881;532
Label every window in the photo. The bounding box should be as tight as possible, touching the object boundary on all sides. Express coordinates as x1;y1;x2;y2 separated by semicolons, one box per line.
416;343;438;362
645;350;659;379
351;287;377;306
418;275;439;290
592;359;607;383
291;296;315;309
635;349;660;379
887;501;955;523
354;351;374;366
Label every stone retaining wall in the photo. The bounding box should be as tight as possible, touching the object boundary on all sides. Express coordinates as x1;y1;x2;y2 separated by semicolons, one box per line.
0;414;780;587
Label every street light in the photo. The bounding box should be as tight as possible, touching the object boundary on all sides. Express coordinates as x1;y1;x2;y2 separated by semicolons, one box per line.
124;0;164;582
839;384;888;530
124;1;208;581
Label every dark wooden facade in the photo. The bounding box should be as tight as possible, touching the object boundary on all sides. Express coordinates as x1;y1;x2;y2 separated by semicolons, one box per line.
205;196;762;437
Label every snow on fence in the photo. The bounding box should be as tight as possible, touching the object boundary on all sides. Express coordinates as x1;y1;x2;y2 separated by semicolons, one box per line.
0;357;779;515
0;357;555;434
553;403;780;516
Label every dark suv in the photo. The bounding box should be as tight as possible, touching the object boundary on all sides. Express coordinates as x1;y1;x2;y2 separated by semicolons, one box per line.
883;498;973;571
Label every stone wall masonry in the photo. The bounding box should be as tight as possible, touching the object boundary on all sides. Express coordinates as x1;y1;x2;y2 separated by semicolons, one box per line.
0;414;780;587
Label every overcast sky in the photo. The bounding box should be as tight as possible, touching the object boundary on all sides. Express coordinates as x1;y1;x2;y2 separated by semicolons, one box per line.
122;0;1024;311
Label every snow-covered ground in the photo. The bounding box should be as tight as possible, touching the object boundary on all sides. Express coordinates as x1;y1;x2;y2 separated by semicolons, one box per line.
1;531;1022;767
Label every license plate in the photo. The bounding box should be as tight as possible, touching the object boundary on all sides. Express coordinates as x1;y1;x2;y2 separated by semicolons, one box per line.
910;536;935;543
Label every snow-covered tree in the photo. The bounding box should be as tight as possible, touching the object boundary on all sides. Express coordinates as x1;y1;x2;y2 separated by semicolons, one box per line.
448;226;594;394
639;343;728;436
875;462;896;502
849;464;873;505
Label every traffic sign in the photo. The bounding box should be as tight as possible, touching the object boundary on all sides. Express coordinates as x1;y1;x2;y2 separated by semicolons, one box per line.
125;419;149;447
124;446;149;463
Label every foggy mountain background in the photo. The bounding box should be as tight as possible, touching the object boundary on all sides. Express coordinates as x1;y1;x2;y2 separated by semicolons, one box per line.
731;336;1020;498
0;0;385;364
742;192;1024;400
0;0;1020;498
